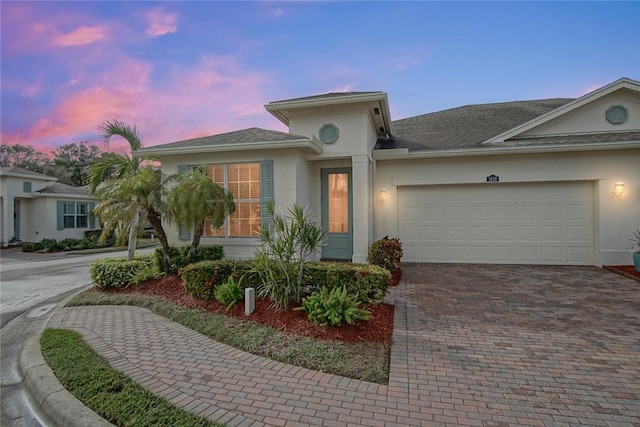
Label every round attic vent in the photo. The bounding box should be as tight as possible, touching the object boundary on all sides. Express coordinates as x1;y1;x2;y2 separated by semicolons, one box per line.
319;123;339;144
606;105;628;124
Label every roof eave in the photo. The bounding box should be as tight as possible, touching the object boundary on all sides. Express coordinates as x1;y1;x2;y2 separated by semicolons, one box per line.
265;92;389;127
133;138;322;157
484;77;640;144
34;192;93;199
0;172;58;181
373;140;640;160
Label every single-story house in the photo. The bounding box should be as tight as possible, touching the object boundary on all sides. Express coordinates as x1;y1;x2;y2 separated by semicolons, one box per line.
0;166;98;245
136;77;639;266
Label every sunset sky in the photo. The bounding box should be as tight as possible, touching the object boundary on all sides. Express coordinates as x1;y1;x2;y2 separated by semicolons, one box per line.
2;1;639;154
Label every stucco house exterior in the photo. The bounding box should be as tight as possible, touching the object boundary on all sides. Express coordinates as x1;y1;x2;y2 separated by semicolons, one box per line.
0;167;98;245
137;77;639;266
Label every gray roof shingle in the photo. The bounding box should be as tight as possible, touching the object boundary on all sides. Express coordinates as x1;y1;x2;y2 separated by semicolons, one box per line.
36;182;90;196
269;91;384;104
139;127;309;151
0;166;57;180
379;98;575;151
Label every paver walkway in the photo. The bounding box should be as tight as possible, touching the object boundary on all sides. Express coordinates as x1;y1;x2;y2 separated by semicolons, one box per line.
49;265;640;426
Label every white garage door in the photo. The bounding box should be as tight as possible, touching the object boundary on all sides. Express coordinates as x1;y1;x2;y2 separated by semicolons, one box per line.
398;181;594;264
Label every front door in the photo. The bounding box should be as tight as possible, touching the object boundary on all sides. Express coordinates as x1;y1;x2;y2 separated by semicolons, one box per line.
321;168;353;260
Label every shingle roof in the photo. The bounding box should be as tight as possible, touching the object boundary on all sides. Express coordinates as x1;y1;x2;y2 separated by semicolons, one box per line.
494;131;640;147
269;91;384;104
36;182;90;196
378;98;575;151
0;166;57;180
138;127;309;151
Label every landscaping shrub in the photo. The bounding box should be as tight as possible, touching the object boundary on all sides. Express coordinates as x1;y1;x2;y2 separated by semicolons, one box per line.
22;236;113;252
255;204;326;309
84;230;102;241
38;238;59;252
22;243;37;252
90;255;155;288
214;276;244;310
302;262;390;304
179;260;256;300
154;245;224;275
367;236;403;272
296;286;370;326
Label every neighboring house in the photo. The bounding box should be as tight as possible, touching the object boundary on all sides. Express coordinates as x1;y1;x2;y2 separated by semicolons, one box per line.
136;77;639;266
0;167;98;245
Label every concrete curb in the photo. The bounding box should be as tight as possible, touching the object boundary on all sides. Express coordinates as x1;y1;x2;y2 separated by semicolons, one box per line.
19;337;113;427
18;287;114;427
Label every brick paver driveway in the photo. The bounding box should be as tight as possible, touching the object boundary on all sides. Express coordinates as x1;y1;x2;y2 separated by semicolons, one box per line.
52;264;639;426
400;264;640;426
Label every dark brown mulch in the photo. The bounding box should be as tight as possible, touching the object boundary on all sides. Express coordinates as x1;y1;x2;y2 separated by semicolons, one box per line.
103;276;394;344
604;265;640;282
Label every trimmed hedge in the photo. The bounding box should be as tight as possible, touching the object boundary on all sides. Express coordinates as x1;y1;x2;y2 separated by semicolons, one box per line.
179;260;257;300
90;255;155;289
302;262;390;304
180;260;390;304
22;237;114;253
154;245;224;275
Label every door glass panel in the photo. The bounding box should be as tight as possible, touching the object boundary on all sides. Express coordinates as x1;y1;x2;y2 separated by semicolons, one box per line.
328;173;349;233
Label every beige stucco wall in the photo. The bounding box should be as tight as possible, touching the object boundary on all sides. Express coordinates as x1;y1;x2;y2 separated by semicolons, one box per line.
159;149;315;259
523;89;640;136
22;196;94;242
373;148;640;266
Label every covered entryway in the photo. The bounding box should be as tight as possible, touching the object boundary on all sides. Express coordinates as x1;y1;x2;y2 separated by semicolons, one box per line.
398;181;594;264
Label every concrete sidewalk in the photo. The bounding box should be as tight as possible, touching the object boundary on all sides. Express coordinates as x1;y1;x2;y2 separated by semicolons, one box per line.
24;264;640;426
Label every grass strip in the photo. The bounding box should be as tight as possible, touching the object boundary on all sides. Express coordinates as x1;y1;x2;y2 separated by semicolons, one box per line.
41;329;222;427
68;291;390;384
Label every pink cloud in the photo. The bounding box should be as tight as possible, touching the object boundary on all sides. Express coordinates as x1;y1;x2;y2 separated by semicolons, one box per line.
1;54;285;151
145;7;177;37
52;25;109;47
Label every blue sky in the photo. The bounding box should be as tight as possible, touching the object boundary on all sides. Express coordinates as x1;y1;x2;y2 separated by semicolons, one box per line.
2;1;639;152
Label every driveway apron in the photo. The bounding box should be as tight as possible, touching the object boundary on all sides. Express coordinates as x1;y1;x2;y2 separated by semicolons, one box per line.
49;264;640;426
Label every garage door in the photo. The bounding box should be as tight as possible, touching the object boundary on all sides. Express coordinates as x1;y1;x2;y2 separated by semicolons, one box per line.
398;181;594;264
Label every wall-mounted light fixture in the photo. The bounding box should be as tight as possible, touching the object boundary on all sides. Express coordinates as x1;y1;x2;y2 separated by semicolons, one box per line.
612;182;626;197
379;189;387;203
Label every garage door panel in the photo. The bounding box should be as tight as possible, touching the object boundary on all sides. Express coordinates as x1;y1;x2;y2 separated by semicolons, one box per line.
398;182;593;265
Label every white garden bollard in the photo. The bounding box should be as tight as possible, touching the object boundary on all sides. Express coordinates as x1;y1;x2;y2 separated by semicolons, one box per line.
245;287;255;315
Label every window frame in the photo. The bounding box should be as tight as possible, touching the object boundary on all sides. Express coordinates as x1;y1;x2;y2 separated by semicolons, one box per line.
62;201;89;229
203;162;262;239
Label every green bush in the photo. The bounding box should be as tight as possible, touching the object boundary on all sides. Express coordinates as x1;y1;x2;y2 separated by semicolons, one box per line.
214;276;244;310
84;229;102;241
296;286;370;326
154;245;224;275
179;259;256;300
367;236;403;272
38;238;59;252
90;255;155;288
22;243;37;252
302;262;390;304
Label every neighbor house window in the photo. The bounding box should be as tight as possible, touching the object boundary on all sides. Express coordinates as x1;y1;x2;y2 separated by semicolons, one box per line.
203;162;262;238
62;201;88;229
23;181;32;193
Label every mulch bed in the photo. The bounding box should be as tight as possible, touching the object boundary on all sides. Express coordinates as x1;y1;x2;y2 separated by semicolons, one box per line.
103;276;394;344
603;265;640;282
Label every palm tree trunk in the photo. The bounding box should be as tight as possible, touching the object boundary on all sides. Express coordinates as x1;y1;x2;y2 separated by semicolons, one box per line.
146;208;171;274
127;208;140;260
189;223;204;261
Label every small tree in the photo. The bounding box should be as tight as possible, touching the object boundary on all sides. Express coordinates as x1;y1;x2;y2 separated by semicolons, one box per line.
165;168;235;261
255;204;326;309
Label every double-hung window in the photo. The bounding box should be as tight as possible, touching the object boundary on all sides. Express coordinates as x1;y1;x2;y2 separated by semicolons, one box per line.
204;162;262;238
61;201;89;229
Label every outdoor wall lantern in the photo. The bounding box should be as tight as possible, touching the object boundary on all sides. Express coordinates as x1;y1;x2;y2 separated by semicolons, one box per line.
612;182;626;197
379;189;388;203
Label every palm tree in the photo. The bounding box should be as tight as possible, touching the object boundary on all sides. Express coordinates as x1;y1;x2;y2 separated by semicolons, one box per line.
165;168;235;261
93;166;172;272
87;120;163;261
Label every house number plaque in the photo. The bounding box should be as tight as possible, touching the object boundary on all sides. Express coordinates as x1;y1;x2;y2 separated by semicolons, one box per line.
486;175;499;182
